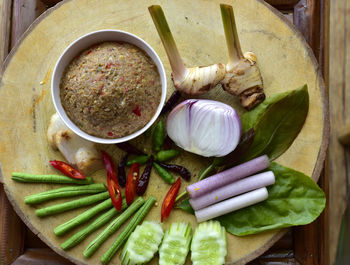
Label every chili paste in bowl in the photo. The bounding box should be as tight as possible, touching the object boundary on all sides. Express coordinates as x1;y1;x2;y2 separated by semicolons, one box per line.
60;42;162;139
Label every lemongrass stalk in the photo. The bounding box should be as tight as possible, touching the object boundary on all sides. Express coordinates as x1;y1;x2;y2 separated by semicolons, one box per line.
149;5;186;81
149;5;226;95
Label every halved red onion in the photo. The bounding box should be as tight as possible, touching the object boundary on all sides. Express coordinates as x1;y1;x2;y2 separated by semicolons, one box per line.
166;99;241;157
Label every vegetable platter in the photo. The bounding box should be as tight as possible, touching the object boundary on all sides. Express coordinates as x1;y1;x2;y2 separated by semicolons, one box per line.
0;0;328;264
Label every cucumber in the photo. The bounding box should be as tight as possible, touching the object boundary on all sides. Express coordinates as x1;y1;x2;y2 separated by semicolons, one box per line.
159;222;192;265
191;221;227;265
120;221;163;265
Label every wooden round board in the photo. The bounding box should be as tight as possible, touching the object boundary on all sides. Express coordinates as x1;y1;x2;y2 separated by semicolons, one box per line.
0;0;328;264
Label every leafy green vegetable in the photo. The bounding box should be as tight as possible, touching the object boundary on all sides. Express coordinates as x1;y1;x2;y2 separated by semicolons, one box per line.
241;85;309;161
216;162;326;236
178;163;325;236
176;198;194;214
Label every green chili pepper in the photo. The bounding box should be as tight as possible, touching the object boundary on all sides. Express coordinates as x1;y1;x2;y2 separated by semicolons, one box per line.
126;155;150;166
153;162;175;184
152;120;166;151
155;149;180;162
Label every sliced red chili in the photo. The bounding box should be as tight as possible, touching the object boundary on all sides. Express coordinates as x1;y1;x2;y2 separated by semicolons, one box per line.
132;105;141;117
107;176;123;211
101;150;118;183
161;178;181;222
106;62;112;69
49;160;86;179
86;50;92;55
125;163;139;205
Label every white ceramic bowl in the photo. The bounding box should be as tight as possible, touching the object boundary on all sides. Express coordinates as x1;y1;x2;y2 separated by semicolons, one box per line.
51;30;167;144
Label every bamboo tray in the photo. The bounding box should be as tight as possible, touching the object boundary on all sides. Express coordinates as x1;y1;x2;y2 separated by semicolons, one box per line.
0;0;328;264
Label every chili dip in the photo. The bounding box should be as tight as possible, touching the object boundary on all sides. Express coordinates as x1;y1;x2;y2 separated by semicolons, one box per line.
60;42;161;139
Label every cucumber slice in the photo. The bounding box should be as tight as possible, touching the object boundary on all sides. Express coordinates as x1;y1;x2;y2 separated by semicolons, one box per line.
159;222;192;265
191;221;227;265
120;221;163;265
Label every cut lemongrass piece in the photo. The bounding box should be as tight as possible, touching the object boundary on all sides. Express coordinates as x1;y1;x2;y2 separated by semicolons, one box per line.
191;221;227;265
220;4;265;110
194;187;268;222
149;5;225;95
159;222;192;265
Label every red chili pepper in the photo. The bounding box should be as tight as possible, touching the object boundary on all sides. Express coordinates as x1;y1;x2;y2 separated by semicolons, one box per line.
132;105;141;117
49;160;86;179
107;175;123;211
106;62;112;69
101;151;123;211
161;178;181;222
125;163;139;205
101;150;118;183
86;50;92;55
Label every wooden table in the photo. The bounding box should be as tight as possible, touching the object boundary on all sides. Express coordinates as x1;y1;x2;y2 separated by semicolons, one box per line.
0;0;333;264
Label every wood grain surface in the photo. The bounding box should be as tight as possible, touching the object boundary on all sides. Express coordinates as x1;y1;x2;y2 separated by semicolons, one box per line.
328;0;350;263
0;0;328;264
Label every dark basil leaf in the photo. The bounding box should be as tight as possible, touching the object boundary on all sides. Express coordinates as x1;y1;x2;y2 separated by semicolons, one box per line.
241;85;309;161
216;162;326;236
176;198;194;214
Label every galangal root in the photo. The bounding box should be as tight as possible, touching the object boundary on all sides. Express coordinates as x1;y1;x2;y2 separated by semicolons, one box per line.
149;4;265;110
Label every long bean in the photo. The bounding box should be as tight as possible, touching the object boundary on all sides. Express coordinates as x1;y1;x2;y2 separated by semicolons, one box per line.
84;197;145;258
61;202;127;250
12;172;93;184
101;196;156;264
35;191;110;217
25;183;106;205
54;198;113;236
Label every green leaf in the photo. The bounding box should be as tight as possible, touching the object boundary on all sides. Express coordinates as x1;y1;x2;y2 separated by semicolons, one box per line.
176;199;194;214
241;85;309;161
216;162;326;236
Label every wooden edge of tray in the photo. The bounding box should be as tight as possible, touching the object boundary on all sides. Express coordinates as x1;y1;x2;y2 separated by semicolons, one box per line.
0;0;330;264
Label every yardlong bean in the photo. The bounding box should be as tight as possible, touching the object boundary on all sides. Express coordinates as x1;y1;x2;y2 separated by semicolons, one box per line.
101;196;156;264
35;191;110;217
54;197;113;236
12;172;93;184
61;202;127;250
83;197;145;258
25;183;106;205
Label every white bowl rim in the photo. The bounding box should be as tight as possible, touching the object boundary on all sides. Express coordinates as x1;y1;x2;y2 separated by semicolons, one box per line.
51;29;167;144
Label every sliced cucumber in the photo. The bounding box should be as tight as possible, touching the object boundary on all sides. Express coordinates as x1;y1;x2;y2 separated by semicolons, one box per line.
159;222;192;265
191;221;227;265
120;221;163;265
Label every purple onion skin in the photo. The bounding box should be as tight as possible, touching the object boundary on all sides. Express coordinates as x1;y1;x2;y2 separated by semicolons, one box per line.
115;142;145;155
167;99;241;157
186;155;270;199
156;162;191;181
189;171;275;211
